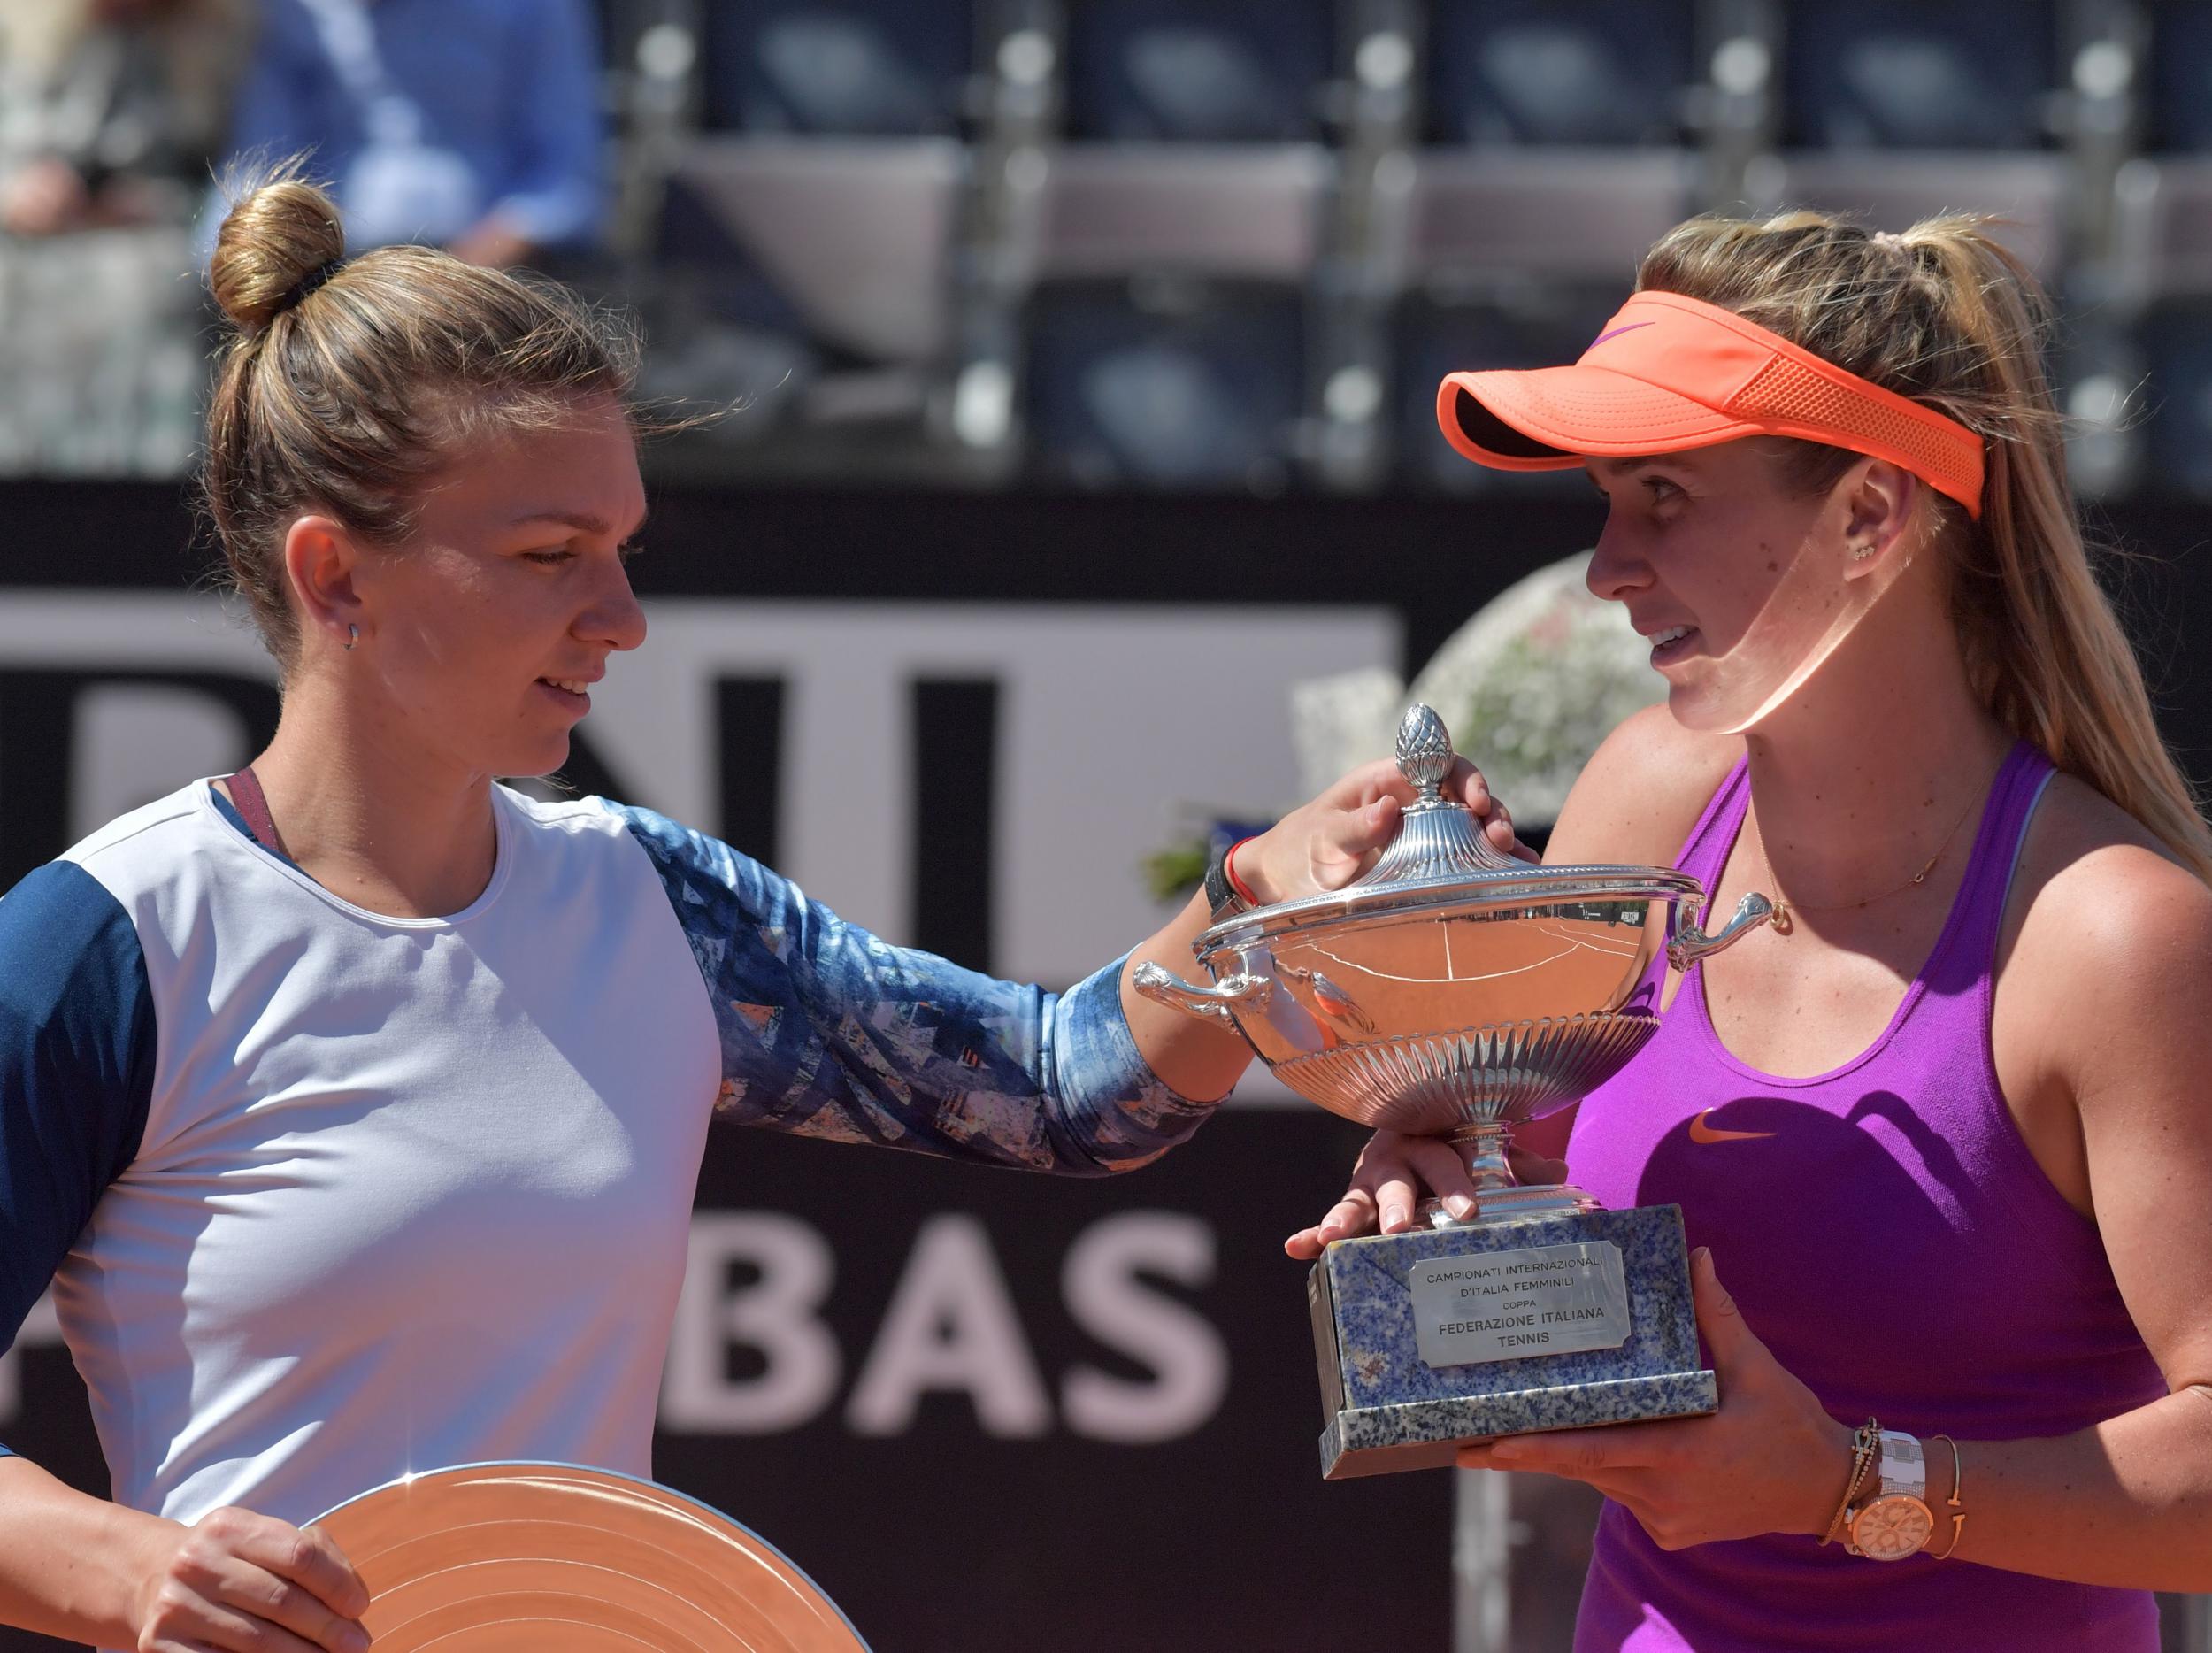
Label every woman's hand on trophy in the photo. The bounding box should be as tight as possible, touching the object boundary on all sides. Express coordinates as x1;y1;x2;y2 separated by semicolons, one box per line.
1232;756;1522;908
1283;1130;1569;1259
1454;1248;1855;1549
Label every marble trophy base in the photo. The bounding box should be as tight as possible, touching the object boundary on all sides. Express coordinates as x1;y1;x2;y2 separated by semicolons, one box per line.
1310;1203;1716;1480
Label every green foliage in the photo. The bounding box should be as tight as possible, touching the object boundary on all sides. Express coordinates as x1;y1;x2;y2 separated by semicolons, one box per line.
1143;837;1212;903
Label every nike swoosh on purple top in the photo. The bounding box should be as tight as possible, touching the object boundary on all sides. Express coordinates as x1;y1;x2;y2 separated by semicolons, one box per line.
1687;1109;1776;1144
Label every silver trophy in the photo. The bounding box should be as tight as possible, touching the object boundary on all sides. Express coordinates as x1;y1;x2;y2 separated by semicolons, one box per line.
1136;705;1770;1476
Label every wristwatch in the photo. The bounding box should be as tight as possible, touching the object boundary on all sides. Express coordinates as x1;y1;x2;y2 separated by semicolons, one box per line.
1202;838;1252;921
1845;1430;1934;1560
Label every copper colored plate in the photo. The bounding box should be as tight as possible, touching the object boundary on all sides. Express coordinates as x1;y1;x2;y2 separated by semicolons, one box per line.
311;1463;870;1651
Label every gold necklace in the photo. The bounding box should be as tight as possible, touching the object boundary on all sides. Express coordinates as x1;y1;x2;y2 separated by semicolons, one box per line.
1751;782;1986;937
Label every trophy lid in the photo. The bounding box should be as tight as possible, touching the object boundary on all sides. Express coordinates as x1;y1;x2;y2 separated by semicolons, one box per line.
1354;703;1522;884
1196;703;1702;950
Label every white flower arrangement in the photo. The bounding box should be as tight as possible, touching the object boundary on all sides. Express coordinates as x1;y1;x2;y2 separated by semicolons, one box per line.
1291;551;1664;829
1143;551;1663;899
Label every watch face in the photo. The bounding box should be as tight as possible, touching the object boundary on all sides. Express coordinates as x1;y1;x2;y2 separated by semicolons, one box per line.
1852;1495;1934;1561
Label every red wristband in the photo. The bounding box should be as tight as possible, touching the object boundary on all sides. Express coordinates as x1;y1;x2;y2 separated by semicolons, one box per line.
1224;838;1262;907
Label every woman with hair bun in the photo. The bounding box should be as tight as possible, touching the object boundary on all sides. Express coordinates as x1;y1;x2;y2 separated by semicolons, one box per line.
1294;212;2212;1649
0;170;1513;1652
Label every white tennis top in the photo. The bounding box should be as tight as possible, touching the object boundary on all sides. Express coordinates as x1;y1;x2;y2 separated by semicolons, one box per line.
0;779;1208;1540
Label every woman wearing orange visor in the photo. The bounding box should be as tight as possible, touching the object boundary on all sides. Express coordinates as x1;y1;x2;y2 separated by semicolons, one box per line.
1291;212;2212;1649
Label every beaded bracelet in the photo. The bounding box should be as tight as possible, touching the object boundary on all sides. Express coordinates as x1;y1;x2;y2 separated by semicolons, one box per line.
1820;1419;1881;1547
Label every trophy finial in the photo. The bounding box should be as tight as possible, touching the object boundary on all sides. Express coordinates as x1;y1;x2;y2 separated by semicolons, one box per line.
1395;704;1455;800
1356;703;1514;882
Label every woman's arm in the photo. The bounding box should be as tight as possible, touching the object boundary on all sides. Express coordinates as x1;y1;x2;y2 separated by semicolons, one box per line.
0;862;368;1647
615;800;1210;1172
1460;830;2212;1592
0;1453;159;1646
1463;1247;2212;1591
1944;829;2212;1587
465;0;603;254
0;1457;368;1653
610;758;1509;1175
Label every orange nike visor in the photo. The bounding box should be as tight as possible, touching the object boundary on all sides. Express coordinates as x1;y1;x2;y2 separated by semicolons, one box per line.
1436;289;1986;519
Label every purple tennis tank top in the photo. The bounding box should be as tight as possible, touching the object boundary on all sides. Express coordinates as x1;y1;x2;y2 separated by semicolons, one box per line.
1566;741;2167;1652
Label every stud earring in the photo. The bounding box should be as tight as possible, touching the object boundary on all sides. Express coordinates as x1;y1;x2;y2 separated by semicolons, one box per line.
345;623;358;651
1850;542;1876;561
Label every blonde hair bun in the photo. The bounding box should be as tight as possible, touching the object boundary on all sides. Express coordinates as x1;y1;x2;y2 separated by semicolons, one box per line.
201;156;636;667
210;173;348;333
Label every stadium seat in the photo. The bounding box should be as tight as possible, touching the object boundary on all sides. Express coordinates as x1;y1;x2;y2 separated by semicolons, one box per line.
2139;302;2212;496
1024;282;1305;489
1062;0;1333;142
1426;0;1694;148
2108;158;2212;304
590;0;652;72
1031;146;1327;281
637;137;964;459
1784;3;2056;150
1386;149;1694;494
2147;3;2212;152
657;138;963;361
700;2;973;135
1402;150;1697;287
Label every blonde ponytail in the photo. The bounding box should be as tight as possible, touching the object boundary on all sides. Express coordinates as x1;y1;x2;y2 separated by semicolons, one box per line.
1637;211;2212;884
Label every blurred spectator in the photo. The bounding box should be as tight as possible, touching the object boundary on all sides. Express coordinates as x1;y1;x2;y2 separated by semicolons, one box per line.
218;0;604;266
0;0;246;235
0;0;241;474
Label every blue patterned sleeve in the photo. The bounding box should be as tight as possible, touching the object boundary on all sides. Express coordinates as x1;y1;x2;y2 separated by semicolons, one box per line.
608;803;1218;1174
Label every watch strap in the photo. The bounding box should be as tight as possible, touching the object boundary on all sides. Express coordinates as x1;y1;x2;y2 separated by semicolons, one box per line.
1874;1430;1927;1502
1202;838;1249;920
1845;1430;1931;1558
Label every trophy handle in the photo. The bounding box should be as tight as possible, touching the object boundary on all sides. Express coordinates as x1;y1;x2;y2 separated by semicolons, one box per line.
1666;891;1776;972
1130;961;1271;1023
